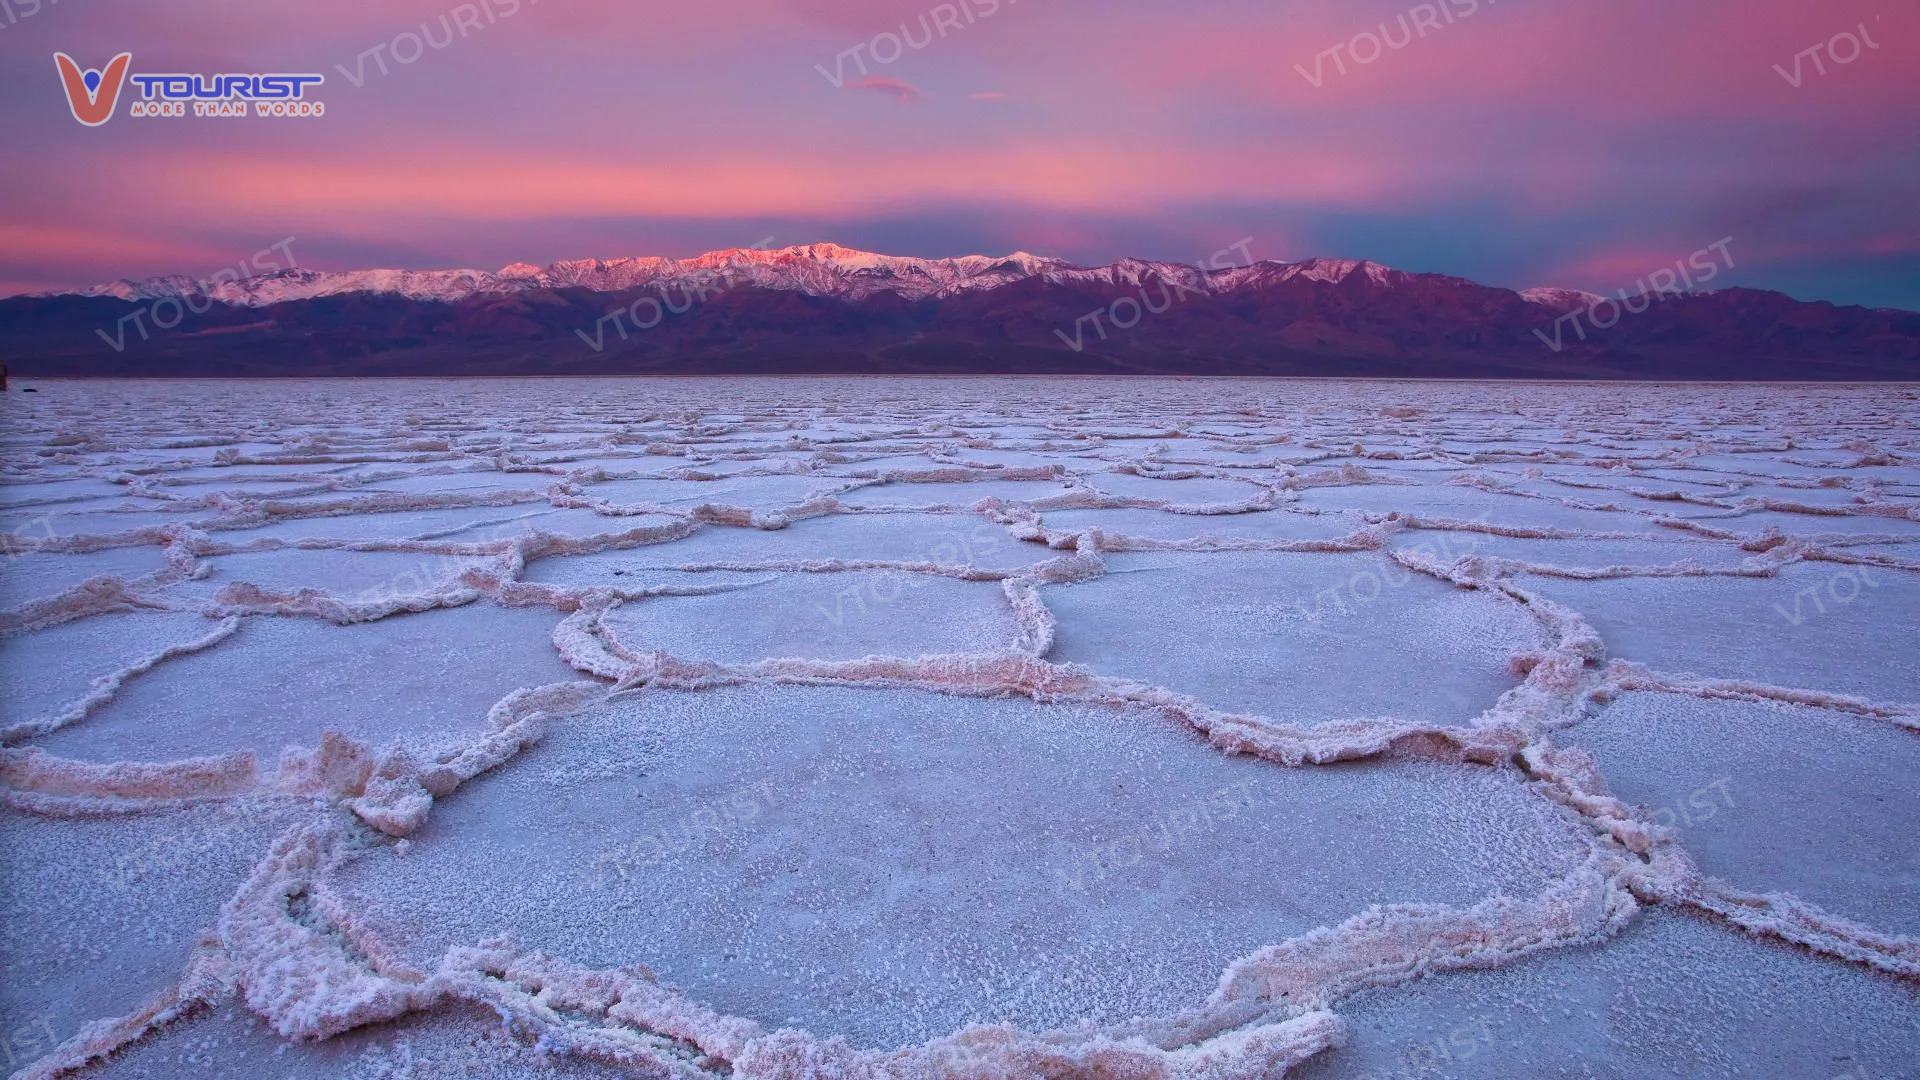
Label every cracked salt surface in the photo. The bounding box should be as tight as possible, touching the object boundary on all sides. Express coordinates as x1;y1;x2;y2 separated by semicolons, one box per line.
609;510;1055;574
1389;531;1759;573
0;613;228;729
0;377;1914;1079
835;479;1077;510
2;548;171;609
79;999;612;1080
1286;911;1920;1080
1035;507;1363;544
203;549;497;598
28;606;580;766
596;574;1022;662
0;794;317;1046
1567;692;1920;938
332;685;1590;1050
207;504;563;544
1043;551;1544;727
1522;564;1920;704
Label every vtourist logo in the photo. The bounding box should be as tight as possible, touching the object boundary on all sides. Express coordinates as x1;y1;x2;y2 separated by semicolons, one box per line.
53;52;326;123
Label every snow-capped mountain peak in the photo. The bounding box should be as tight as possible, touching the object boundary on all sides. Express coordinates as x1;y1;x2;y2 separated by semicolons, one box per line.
52;243;1630;312
58;243;1091;308
1518;286;1608;312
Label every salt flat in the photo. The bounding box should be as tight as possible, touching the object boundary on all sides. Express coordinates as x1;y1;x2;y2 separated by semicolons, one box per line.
0;378;1914;1080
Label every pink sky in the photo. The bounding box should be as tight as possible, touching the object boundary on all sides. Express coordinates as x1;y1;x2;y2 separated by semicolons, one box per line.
2;0;1914;307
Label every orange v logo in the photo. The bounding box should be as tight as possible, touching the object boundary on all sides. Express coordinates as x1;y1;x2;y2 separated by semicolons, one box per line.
53;52;132;127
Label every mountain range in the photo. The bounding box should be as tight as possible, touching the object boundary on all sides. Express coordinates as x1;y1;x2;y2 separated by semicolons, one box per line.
5;243;1916;380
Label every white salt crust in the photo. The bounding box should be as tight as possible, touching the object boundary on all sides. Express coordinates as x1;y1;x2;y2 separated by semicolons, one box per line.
0;378;1913;1079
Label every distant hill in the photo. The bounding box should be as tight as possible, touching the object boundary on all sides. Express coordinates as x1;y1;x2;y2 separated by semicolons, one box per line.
5;243;1916;379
